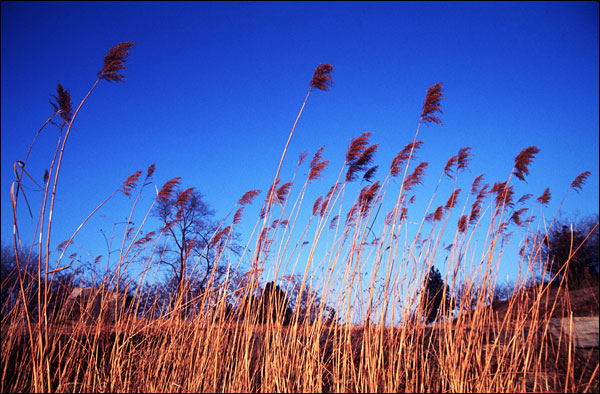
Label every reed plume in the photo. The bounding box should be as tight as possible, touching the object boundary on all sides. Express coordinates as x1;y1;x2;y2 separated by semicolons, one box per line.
146;163;156;179
157;177;182;203
491;181;514;208
345;131;372;164
570;171;591;192
444;189;461;211
421;82;444;125
121;170;143;197
309;147;329;182
358;181;381;217
458;215;468;233
330;215;339;229
346;144;378;182
312;196;323;216
233;207;244;225
516;193;533;205
276;182;293;203
403;162;428;191
238;189;262;205
510;207;528;226
536;187;551;205
49;83;73;126
513;146;540;181
363;165;378;183
443;155;458;179
470;174;484;195
98;41;135;82
310;64;334;91
390;141;424;177
457;147;472;171
175;187;195;207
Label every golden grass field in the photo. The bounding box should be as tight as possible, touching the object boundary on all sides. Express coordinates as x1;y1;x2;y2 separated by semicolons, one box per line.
2;42;598;393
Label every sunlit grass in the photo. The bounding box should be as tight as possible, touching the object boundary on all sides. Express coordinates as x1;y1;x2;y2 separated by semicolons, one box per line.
1;42;598;393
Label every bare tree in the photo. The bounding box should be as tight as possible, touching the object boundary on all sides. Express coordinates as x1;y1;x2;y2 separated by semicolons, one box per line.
153;188;240;308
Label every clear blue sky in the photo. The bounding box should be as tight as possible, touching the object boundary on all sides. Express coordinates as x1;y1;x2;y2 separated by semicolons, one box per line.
2;1;598;289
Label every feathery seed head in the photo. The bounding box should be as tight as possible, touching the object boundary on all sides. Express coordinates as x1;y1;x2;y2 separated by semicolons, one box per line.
311;64;334;91
49;83;73;127
421;82;444;126
513;146;540;182
98;41;135;83
570;171;591;193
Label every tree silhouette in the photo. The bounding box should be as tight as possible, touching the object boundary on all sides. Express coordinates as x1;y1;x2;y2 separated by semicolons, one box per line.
540;214;599;287
421;266;449;324
153;188;240;310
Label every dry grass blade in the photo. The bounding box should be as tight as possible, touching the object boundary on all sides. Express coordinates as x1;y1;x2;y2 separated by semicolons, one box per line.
98;41;135;82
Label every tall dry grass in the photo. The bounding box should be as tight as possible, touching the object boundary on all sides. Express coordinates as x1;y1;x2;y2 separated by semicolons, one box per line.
1;42;598;393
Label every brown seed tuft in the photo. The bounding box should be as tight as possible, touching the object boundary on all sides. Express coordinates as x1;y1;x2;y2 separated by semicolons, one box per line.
513;146;540;182
457;147;472;171
311;64;334;91
471;174;485;195
570;171;591;193
233;207;244;225
363;165;378;183
157;177;182;203
346;144;378;182
358;181;381;217
390;141;424;177
330;215;339;229
238;189;262;205
175;187;195;207
345;132;372;165
421;82;444;126
444;189;461;211
536;187;551;206
276;182;293;204
517;193;533;205
49;83;73;126
403;162;428;191
312;196;323;216
121;170;143;197
309;148;329;182
98;41;135;83
458;215;468;233
434;206;444;222
146;163;156;179
443;155;458;179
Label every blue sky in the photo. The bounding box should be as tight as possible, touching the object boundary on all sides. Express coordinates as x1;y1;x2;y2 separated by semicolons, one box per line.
2;1;598;293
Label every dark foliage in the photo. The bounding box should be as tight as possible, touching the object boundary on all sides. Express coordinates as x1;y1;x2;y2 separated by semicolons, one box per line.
421;266;449;324
540;214;599;287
